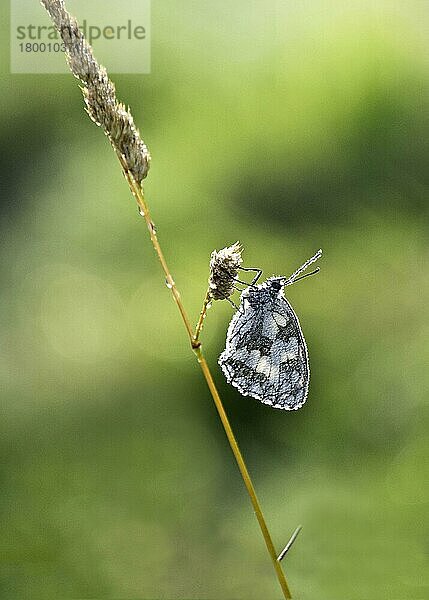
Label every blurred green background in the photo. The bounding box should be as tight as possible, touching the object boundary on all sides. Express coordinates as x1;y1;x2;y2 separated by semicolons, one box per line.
1;1;429;599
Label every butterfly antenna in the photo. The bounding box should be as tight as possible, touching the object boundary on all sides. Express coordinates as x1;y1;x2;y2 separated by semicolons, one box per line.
291;267;320;284
286;249;322;285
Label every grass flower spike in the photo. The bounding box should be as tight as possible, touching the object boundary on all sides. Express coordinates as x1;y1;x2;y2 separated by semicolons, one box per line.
208;242;243;301
40;0;150;183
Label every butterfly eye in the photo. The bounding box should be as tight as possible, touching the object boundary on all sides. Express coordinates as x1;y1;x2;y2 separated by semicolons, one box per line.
270;279;283;292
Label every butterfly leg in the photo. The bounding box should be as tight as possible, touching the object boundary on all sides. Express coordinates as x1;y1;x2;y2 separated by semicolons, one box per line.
238;266;263;285
234;278;255;287
226;297;239;310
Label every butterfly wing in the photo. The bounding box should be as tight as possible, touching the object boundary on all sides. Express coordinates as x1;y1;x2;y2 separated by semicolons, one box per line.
219;292;309;410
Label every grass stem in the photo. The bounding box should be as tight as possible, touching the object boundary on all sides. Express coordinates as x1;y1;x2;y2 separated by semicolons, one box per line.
40;1;294;594
194;348;292;599
117;155;292;599
194;288;211;345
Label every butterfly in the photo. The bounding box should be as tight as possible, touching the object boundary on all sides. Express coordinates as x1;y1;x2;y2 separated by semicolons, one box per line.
218;250;322;410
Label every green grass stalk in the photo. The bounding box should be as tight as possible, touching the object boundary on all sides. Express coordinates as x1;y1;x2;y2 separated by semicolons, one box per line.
41;1;294;596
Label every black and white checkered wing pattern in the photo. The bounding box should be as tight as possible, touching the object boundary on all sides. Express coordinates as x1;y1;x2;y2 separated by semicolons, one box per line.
218;285;309;410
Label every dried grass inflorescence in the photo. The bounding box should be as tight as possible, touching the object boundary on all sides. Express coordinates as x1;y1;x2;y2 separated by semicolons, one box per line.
209;242;243;301
41;0;150;183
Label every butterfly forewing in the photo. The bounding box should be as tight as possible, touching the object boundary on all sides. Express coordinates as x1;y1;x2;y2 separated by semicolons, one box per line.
219;283;309;410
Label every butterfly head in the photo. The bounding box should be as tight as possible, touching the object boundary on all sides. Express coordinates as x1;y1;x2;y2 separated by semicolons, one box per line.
265;277;286;297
